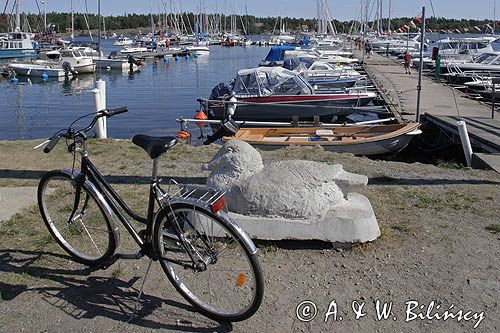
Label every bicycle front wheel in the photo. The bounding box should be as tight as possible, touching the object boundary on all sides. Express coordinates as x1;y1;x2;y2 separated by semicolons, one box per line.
38;170;116;266
153;203;264;322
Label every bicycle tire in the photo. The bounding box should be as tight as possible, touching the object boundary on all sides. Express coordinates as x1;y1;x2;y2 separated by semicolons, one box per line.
38;170;116;266
153;203;264;322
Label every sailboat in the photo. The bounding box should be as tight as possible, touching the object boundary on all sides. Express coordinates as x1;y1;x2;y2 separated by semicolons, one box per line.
0;0;38;59
186;18;210;55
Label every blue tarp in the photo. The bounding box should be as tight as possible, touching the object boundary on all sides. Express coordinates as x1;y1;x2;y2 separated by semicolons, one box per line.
263;45;297;62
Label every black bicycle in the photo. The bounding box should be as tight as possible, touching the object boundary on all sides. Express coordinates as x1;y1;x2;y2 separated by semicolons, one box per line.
35;108;264;322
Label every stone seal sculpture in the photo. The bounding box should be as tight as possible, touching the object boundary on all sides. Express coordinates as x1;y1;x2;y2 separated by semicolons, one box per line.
203;140;380;243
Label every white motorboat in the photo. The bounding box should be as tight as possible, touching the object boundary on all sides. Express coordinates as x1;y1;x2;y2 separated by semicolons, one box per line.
120;46;148;54
94;57;138;70
9;63;71;77
37;49;95;74
113;36;133;46
186;45;210;55
442;52;500;74
46;44;100;60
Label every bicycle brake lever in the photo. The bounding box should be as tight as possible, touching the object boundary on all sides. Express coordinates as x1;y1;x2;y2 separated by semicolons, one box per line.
33;139;50;150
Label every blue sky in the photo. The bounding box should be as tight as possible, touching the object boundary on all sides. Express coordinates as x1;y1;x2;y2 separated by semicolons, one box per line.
9;0;500;20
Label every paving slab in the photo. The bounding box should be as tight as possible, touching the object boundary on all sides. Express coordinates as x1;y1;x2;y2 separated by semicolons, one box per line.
0;187;38;222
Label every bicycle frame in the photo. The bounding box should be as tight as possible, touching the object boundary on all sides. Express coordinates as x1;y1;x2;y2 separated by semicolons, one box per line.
73;138;160;256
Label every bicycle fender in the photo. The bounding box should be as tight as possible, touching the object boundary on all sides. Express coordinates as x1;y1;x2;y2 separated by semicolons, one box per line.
166;198;258;255
59;169;121;247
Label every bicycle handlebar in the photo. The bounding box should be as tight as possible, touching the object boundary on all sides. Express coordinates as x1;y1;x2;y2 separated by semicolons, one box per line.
43;135;61;153
39;107;128;153
105;107;128;117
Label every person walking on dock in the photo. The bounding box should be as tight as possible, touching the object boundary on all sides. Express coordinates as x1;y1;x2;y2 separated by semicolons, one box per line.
404;52;412;75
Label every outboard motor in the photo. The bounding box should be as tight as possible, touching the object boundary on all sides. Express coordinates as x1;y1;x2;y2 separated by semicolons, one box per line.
203;117;240;145
62;61;77;76
209;82;232;101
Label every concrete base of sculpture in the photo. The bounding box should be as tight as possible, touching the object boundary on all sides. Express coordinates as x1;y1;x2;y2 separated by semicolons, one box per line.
204;140;381;243
229;193;380;243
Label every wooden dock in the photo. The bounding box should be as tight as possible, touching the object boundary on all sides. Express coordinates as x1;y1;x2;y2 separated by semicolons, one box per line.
357;51;500;169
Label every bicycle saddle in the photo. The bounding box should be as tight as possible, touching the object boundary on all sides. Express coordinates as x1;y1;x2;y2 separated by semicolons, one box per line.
132;134;177;159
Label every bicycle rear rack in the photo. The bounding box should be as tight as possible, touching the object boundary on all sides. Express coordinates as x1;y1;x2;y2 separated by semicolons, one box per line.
159;179;226;208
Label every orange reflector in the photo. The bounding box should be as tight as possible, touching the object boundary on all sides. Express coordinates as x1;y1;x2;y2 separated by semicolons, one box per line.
210;196;225;214
236;273;246;287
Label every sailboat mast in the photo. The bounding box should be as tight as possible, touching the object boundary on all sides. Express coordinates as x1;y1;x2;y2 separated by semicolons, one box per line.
388;0;391;34
15;0;21;32
71;0;74;40
150;0;155;42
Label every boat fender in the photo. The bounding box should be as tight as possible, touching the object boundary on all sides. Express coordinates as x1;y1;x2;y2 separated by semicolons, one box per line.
41;72;49;80
176;130;191;139
184;55;190;60
194;110;208;128
175;55;180;61
163;57;169;64
10;76;18;83
227;94;238;116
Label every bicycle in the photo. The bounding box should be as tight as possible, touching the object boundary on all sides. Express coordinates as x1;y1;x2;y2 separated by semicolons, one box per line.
34;108;264;322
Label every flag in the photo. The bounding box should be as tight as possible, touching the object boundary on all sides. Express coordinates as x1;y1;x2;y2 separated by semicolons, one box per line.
464;27;469;32
474;26;481;31
455;29;461;33
401;27;406;32
414;17;423;23
409;21;417;28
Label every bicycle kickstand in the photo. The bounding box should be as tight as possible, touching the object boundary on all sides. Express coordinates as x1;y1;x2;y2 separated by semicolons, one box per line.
127;258;153;323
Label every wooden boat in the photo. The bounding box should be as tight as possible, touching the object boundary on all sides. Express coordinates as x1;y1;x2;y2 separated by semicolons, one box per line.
224;123;421;155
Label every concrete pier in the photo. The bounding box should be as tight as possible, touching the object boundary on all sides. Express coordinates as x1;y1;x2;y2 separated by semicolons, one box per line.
357;51;500;170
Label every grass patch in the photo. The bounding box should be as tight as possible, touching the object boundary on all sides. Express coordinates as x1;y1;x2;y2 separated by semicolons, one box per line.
415;196;442;208
436;160;468;170
110;264;124;279
391;220;421;233
485;224;500;234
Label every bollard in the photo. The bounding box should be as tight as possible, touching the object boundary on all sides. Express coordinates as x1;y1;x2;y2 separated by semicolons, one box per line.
96;79;107;138
92;87;106;139
457;121;473;167
434;55;441;80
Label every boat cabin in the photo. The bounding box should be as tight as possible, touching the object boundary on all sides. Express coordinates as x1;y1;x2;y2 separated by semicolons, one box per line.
232;67;313;97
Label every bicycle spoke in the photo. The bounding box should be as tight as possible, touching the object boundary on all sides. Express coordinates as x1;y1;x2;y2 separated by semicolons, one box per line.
78;218;102;255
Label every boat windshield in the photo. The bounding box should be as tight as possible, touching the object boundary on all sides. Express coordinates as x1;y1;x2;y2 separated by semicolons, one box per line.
474;53;498;64
233;67;312;97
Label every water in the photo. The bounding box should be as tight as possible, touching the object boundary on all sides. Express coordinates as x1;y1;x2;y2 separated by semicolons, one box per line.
0;38;269;140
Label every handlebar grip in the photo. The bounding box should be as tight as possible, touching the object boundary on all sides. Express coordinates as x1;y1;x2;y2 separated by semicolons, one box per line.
43;135;61;153
106;107;128;117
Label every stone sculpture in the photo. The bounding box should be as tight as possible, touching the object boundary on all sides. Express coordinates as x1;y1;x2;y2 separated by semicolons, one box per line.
203;140;380;243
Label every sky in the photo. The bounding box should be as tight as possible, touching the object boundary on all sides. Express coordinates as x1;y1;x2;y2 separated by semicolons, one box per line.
6;0;500;21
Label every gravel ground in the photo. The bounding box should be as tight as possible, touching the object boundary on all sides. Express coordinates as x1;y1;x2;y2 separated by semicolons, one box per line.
0;140;499;332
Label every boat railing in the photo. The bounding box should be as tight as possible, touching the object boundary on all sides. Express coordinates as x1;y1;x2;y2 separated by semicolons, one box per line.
197;98;389;114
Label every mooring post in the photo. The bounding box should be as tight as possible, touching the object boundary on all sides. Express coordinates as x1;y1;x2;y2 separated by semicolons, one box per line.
415;6;426;123
97;79;107;137
457;121;473;167
492;77;500;119
92;81;107;139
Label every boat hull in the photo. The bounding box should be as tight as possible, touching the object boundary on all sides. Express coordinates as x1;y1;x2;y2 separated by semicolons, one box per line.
0;49;38;59
224;123;421;156
9;64;67;77
210;95;376;121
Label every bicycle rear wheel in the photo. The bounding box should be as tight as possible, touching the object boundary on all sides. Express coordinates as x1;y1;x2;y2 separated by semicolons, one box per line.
38;170;116;266
153;203;264;322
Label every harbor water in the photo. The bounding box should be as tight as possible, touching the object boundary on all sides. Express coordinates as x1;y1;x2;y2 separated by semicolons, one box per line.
0;38;269;140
